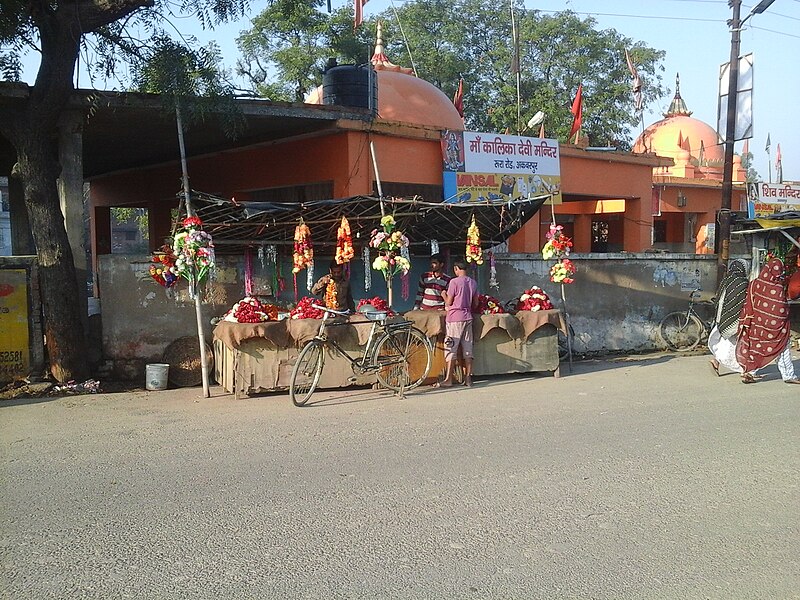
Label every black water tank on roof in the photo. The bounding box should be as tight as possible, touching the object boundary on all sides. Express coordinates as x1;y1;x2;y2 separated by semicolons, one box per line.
322;63;377;118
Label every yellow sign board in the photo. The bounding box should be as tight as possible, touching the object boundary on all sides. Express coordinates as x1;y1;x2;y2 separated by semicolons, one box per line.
0;269;30;381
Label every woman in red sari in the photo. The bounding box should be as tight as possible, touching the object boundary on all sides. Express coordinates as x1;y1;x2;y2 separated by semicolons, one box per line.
736;257;800;384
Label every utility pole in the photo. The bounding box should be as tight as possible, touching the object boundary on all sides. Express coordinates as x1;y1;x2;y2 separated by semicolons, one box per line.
718;0;775;285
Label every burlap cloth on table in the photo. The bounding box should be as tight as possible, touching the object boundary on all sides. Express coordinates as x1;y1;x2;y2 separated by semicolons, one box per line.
213;320;290;350
404;309;564;340
515;309;566;338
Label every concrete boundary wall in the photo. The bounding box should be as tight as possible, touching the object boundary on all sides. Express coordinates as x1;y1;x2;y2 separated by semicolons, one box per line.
98;253;734;371
495;253;723;355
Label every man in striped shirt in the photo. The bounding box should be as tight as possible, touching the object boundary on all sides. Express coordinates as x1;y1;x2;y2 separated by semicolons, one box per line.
413;253;452;310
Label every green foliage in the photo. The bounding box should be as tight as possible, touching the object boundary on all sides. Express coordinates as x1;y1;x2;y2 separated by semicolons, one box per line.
111;207;149;238
239;0;666;147
131;37;245;138
378;2;666;147
236;0;372;101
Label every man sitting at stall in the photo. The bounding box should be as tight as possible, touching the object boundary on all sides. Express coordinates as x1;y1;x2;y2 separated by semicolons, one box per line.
311;260;355;312
413;253;452;310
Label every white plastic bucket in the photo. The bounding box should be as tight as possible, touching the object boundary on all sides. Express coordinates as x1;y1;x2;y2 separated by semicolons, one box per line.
145;363;170;391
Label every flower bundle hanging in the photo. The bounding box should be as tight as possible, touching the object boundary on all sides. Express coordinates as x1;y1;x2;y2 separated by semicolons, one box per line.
369;215;411;279
541;224;573;260
149;245;178;288
172;216;215;293
550;258;576;284
335;216;355;264
292;221;314;273
466;215;483;264
475;293;506;315
515;286;554;312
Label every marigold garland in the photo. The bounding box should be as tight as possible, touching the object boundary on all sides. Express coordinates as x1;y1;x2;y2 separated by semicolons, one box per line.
292;221;313;274
335;216;354;264
466;215;483;265
324;279;338;309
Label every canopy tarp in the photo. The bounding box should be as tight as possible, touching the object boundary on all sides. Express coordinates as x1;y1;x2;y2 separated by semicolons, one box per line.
187;193;549;255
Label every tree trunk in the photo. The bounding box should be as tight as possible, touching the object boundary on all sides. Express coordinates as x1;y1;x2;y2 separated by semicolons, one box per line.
15;130;88;382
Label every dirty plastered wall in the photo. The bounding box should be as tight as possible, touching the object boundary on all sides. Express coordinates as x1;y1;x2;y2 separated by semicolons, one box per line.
494;253;722;355
99;253;726;369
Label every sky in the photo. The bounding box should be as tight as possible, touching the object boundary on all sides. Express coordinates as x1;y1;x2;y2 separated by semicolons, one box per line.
17;0;800;182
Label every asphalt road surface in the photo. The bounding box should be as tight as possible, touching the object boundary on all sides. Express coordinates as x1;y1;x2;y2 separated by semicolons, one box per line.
2;353;799;599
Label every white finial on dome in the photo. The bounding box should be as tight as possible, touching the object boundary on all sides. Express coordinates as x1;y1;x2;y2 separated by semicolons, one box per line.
664;73;692;117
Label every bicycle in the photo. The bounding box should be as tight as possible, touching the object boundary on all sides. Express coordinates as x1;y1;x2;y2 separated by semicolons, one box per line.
658;288;715;352
289;304;433;406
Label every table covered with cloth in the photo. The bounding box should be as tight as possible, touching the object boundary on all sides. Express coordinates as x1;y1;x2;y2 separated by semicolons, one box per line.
212;310;564;396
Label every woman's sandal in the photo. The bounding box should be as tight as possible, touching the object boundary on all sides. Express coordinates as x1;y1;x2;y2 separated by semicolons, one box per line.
741;373;758;384
709;360;720;377
784;379;800;385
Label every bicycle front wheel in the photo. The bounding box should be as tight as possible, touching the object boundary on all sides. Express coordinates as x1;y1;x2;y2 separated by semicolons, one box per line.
372;327;432;392
659;312;703;352
289;341;325;406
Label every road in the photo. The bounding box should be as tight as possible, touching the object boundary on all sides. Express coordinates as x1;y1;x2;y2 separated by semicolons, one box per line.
2;353;799;599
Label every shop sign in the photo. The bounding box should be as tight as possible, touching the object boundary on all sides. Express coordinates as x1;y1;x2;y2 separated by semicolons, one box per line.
747;182;800;217
0;269;30;381
441;130;562;204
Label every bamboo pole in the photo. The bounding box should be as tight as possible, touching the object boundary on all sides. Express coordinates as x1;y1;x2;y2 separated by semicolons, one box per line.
176;104;210;398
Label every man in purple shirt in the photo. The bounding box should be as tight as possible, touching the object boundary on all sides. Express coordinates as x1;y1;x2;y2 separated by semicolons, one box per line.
438;259;479;387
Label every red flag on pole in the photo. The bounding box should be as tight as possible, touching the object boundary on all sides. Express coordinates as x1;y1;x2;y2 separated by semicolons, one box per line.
452;78;464;119
568;84;583;142
354;0;368;29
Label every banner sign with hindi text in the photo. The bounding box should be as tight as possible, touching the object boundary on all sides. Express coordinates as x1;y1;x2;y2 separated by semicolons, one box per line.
747;182;800;218
441;130;562;204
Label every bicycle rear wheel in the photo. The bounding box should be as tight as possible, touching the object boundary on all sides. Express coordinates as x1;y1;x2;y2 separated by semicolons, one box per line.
659;312;703;352
289;341;325;406
373;327;432;391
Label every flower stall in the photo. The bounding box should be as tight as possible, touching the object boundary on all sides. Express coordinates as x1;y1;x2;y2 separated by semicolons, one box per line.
180;193;565;396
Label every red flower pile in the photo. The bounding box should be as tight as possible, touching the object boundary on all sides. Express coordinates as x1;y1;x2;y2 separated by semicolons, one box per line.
289;296;325;319
356;296;395;317
474;294;506;315
515;286;554;312
224;297;279;323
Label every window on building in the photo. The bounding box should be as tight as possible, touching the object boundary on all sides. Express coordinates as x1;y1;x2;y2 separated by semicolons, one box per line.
591;220;609;253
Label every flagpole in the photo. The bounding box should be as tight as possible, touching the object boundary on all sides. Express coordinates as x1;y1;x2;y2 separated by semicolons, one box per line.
511;0;521;134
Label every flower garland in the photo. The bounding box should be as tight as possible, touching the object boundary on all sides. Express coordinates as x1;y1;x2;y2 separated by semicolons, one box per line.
292;221;314;274
488;250;499;290
550;258;576;284
466;215;483;264
515;286;554;312
324;279;338;309
363;245;372;291
149;245;179;288
370;215;411;279
335;216;354;264
292;221;314;298
475;293;506;315
172;216;215;296
223;297;279;323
